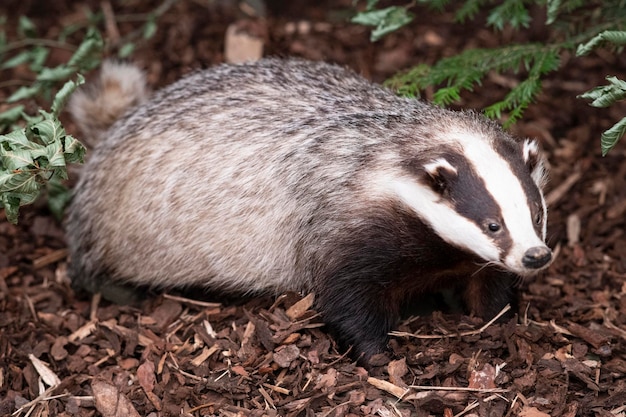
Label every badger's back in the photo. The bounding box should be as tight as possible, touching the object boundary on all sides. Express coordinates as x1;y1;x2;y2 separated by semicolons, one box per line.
69;59;437;293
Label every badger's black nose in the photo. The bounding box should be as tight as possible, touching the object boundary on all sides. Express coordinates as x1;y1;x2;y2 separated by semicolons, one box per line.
522;246;552;269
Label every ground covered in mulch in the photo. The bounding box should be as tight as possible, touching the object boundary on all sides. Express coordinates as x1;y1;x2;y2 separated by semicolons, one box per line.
2;1;626;416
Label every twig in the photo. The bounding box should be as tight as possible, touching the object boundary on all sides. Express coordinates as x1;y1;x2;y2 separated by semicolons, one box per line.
263;383;290;395
368;377;409;399
454;400;480;417
162;293;221;308
389;304;511;340
603;309;626;341
32;249;68;269
12;388;68;417
100;1;121;44
408;385;508;393
3;38;76;53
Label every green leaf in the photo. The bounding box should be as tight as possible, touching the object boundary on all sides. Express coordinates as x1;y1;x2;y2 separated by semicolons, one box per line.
36;65;76;82
46;177;72;221
0;105;25;126
352;8;393;26
18;16;37;38
0;170;40;224
29;113;66;145
0;50;32;69
51;74;85;117
455;0;490;23
578;76;626;108
143;17;157;39
601;117;626;156
352;6;414;41
118;42;136;59
546;0;562;25
577;30;626;56
0;128;42;151
1;193;21;224
39;140;65;169
7;84;42;102
67;29;103;70
28;45;49;72
0;147;35;171
63;135;86;164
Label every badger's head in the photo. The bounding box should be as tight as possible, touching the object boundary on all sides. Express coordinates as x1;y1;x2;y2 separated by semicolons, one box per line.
389;128;552;276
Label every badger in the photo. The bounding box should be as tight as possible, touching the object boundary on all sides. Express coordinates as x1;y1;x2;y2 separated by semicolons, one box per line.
66;58;552;361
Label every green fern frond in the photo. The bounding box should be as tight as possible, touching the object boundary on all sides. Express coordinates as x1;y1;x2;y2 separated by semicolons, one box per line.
487;0;533;30
455;0;491;23
387;43;560;123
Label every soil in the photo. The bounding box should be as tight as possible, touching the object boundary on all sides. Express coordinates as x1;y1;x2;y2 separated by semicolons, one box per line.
1;1;626;416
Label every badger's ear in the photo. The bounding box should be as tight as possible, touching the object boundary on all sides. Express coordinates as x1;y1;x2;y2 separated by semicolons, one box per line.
422;158;458;194
522;139;548;190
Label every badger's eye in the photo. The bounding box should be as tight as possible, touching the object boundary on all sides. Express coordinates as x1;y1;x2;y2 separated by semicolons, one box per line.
488;223;501;233
534;211;543;225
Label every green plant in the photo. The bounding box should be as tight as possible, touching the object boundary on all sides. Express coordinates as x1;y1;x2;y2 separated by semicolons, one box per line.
0;17;102;224
0;0;175;224
353;0;626;155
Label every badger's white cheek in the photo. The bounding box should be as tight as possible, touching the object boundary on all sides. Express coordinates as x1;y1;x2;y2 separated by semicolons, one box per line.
382;178;501;263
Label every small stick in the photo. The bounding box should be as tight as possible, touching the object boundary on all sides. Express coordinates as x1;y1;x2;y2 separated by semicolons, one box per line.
389;304;511;340
408;385;508;393
162;293;221;308
32;249;68;269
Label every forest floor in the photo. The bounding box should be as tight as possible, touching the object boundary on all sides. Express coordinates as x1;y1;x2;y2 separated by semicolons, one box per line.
1;1;626;416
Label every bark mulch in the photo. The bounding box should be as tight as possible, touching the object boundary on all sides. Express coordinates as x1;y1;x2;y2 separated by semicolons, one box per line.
1;1;626;416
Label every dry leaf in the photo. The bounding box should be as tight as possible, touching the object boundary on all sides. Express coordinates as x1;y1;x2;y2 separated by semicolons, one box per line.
92;379;141;417
28;354;61;388
468;363;496;390
519;406;551;417
285;293;315;321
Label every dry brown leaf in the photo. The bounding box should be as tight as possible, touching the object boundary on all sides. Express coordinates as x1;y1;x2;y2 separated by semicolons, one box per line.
519;406;551;417
28;354;61;388
273;344;300;368
314;368;337;391
388;358;408;388
137;360;162;410
92;379;141;417
285;293;315;321
468;363;496;390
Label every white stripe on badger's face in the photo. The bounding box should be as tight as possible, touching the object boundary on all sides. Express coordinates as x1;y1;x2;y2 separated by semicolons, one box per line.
457;132;547;274
382;177;501;262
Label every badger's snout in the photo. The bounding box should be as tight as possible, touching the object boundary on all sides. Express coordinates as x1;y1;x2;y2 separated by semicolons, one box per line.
522;246;552;269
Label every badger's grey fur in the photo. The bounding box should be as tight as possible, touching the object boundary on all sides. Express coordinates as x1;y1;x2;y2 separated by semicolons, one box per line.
67;58;552;361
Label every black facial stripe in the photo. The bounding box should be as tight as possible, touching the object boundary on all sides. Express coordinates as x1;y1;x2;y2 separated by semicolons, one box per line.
442;152;513;258
492;137;545;237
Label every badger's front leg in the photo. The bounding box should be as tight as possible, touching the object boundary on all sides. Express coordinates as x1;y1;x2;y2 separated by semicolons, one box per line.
312;241;412;362
463;269;519;321
315;276;400;362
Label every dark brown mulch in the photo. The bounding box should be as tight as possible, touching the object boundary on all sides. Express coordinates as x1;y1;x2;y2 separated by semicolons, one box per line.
1;1;626;416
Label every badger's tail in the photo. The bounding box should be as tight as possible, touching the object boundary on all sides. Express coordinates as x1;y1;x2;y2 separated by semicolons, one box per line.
69;61;149;147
